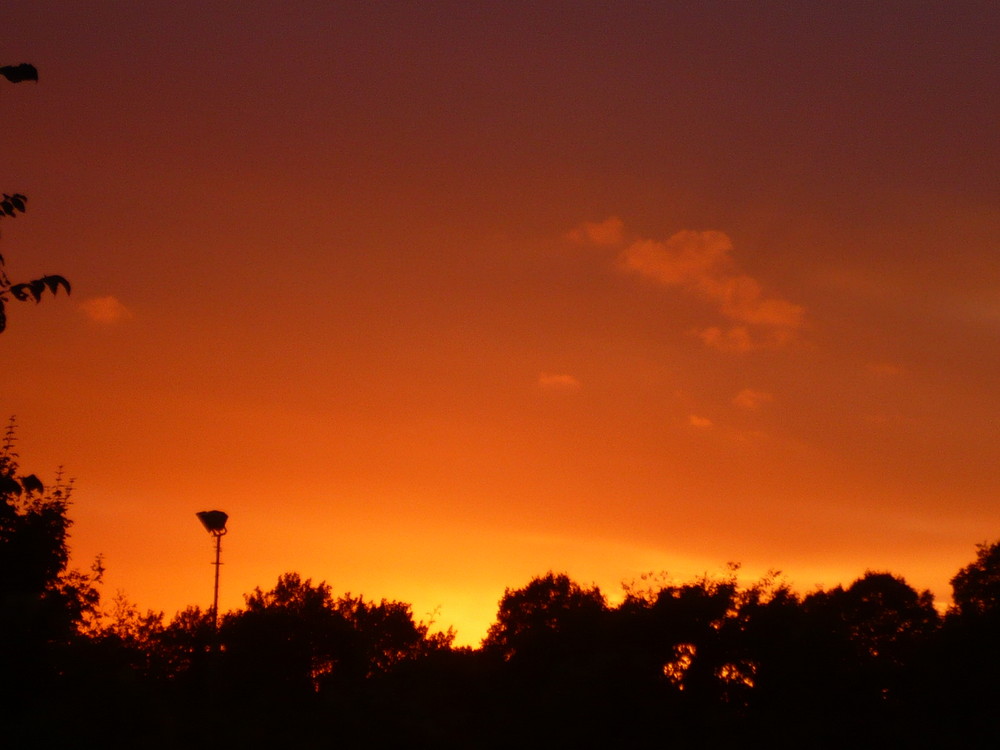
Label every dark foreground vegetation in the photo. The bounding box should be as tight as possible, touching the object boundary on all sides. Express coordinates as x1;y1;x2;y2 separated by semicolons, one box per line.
4;433;1000;748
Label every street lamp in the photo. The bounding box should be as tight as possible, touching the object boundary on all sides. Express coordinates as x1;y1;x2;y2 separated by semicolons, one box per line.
196;510;228;630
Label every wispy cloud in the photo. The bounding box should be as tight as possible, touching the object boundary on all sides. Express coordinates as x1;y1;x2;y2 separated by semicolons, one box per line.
80;295;132;324
538;372;582;390
733;388;773;410
619;231;733;286
688;414;713;428
697;326;757;353
867;362;904;377
568;218;805;352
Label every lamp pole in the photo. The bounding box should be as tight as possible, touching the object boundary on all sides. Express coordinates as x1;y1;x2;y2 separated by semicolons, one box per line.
210;528;223;629
196;510;229;630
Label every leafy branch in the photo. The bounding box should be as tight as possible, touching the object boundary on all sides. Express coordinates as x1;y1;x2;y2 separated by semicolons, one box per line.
0;192;72;332
0;63;71;334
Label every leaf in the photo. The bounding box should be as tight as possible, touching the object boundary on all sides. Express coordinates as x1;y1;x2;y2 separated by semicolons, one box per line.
1;194;27;216
0;474;22;496
42;275;71;295
28;279;46;302
0;63;39;83
9;283;31;301
19;474;44;494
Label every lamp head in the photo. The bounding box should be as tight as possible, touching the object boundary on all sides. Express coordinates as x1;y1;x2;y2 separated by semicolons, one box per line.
196;510;229;536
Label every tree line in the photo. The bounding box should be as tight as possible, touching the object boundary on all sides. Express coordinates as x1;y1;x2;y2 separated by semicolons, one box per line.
3;431;999;747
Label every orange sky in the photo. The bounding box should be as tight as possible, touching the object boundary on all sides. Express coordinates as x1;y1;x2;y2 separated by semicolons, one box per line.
2;2;998;646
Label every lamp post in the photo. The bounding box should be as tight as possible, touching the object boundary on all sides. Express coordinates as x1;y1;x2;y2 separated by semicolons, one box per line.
196;510;228;630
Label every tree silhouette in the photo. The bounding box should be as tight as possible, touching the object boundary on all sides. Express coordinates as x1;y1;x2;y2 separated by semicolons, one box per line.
923;541;1000;745
219;573;448;700
0;420;105;745
0;63;70;334
0;421;101;651
950;540;1000;618
479;573;640;745
483;571;607;661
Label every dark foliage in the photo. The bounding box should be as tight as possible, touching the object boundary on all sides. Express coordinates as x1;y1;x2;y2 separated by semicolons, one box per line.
0;63;38;84
0;421;103;744
950;540;1000;618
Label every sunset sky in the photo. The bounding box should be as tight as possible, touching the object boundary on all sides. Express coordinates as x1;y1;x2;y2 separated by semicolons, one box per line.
2;2;998;645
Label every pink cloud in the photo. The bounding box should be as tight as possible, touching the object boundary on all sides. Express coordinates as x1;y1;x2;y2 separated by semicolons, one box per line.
620;231;734;285
867;362;905;377
538;372;582;390
733;388;773;410
571;219;804;352
697;326;756;353
698;274;805;329
80;295;132;324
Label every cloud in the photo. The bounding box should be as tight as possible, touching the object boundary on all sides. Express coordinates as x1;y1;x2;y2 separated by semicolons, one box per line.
566;216;626;246
620;230;734;285
867;362;904;377
733;388;773;410
571;218;805;352
538;372;582;390
688;414;713;428
80;295;132;324
696;326;757;353
696;273;805;329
